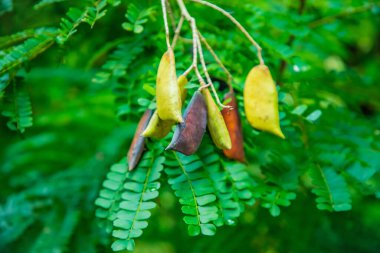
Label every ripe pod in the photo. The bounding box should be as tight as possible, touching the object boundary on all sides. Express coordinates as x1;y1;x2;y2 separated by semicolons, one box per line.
127;109;153;171
142;75;188;139
166;91;207;155
244;65;285;139
201;88;232;150
156;48;183;123
221;91;246;163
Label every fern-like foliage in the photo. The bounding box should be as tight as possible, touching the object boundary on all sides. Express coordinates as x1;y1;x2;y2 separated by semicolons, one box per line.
260;189;297;216
0;73;9;98
92;40;144;84
308;165;352;212
57;1;108;44
95;161;128;233
95;149;165;251
164;151;219;236
122;3;156;34
1;77;33;133
0;34;55;74
0;27;56;49
33;0;66;10
197;141;256;226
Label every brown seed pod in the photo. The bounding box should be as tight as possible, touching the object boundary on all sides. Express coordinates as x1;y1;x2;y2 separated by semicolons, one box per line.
166;91;207;155
221;91;246;163
201;88;232;150
244;65;285;139
156;48;183;123
127;109;153;171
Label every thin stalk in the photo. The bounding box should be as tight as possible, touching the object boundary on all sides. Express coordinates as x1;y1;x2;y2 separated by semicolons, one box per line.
191;0;264;65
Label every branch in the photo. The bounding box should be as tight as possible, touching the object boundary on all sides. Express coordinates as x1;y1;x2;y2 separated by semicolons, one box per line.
171;15;184;48
191;0;264;65
176;0;229;108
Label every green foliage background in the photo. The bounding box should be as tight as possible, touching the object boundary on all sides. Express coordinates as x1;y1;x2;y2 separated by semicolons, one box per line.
1;0;380;252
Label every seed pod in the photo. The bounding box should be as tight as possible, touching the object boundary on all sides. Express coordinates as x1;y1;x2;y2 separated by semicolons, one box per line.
201;88;232;150
156;48;183;123
142;75;188;139
244;65;285;139
166;91;207;155
221;91;246;163
127;109;153;171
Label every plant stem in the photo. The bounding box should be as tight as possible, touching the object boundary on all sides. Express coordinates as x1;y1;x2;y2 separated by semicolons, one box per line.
161;0;171;49
191;0;264;65
176;0;228;108
171;15;184;48
198;31;233;91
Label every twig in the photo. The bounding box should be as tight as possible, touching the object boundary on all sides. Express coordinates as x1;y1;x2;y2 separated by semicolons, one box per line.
176;0;228;108
191;0;264;65
171;15;184;48
161;0;171;49
196;35;230;108
309;3;379;28
176;0;202;85
165;0;177;31
198;31;233;91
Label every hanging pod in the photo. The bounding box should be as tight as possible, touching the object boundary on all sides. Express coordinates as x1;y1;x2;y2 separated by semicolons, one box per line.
244;65;285;139
221;91;246;163
166;91;207;155
156;48;183;123
201;88;232;150
127;109;153;171
142;75;188;139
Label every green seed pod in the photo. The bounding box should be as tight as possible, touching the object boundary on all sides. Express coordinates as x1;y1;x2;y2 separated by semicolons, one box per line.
244;65;285;139
142;75;188;139
201;88;232;150
156;48;183;123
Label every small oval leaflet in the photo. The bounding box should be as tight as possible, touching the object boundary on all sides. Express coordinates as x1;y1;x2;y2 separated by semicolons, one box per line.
166;91;207;155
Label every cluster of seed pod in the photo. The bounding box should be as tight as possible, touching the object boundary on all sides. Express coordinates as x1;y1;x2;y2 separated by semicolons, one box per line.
127;48;285;170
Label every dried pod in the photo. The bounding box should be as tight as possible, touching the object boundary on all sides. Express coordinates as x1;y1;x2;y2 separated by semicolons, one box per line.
201;88;232;150
156;48;183;123
142;75;188;139
127;109;153;171
166;91;207;155
244;65;285;139
221;91;246;163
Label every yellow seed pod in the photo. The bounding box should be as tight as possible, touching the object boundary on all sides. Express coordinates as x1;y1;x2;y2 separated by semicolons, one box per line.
142;76;188;139
156;48;183;123
244;65;285;139
201;88;232;150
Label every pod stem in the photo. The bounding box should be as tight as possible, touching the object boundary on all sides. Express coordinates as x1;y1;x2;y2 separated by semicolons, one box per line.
191;0;265;65
198;31;234;92
161;0;172;49
176;0;230;109
171;15;184;49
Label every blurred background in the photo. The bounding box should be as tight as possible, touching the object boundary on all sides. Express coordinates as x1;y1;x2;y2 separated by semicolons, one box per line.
1;0;380;252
